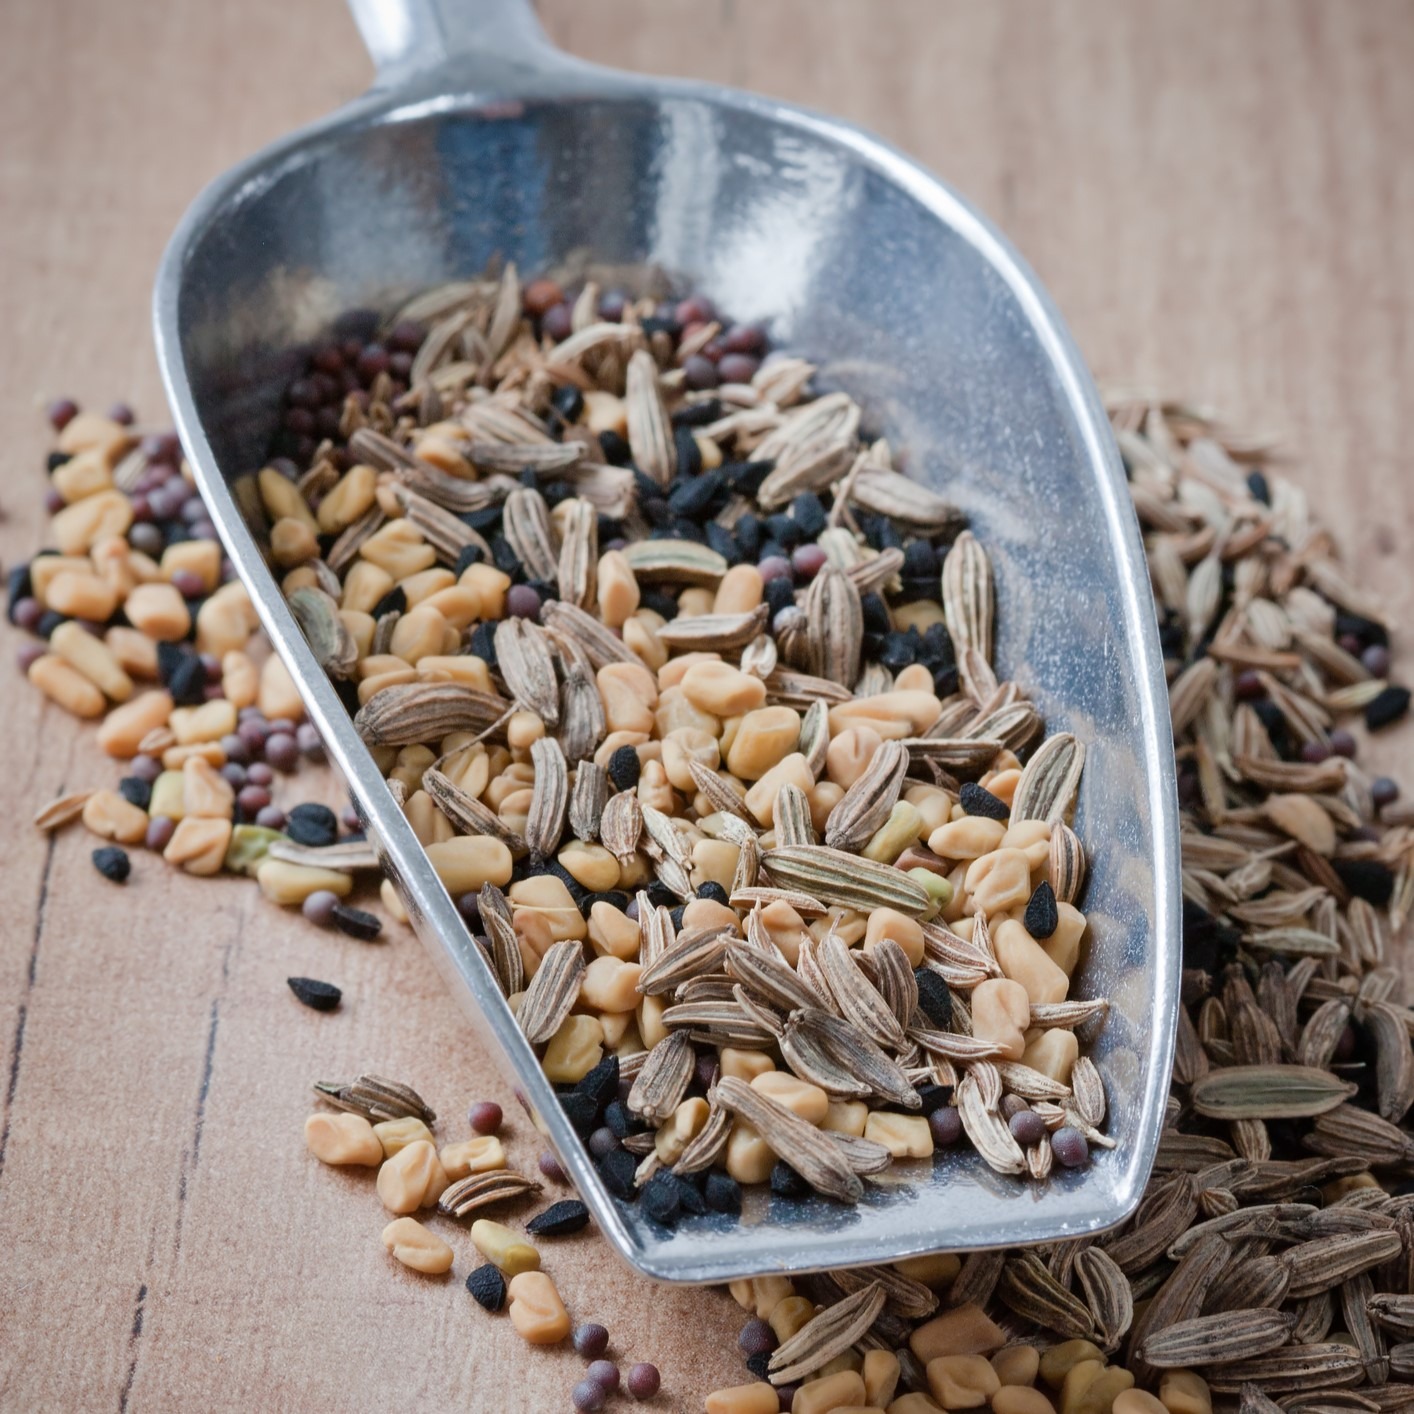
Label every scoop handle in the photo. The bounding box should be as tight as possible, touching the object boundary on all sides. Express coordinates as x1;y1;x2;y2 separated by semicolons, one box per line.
347;0;555;84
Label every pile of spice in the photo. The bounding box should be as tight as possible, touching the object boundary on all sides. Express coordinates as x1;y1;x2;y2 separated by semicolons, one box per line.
12;399;387;968
304;1073;662;1408
248;265;1108;1214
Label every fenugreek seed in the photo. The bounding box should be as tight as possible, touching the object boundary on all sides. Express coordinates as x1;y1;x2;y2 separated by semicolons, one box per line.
381;1216;454;1275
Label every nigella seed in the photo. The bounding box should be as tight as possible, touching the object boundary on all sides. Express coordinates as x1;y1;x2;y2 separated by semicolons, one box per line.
330;903;382;941
167;654;207;706
608;746;641;788
1332;858;1396;908
574;1055;620;1119
860;592;891;635
641;1172;682;1227
914;969;953;1029
603;1102;638;1139
790;492;827;539
745;1350;773;1381
91;845;131;884
561;1091;600;1136
370;585;407;619
959;782;1010;820
526;1199;590;1237
1365;685;1410;731
1246;469;1271;504
763;577;795;616
551;384;585;423
696;881;729;905
118;776;152;811
668;905;686;931
465;1263;507;1311
599;430;631;466
468;622;497;666
598;1147;638;1199
645;881;677;909
671;397;721;428
915;1083;952;1116
453;543;484;575
286;802;338;847
669;1171;708;1216
287;977;342;1011
1024;881;1059;939
703;1171;741;1214
705;522;740;565
721;460;774;497
769;1161;810;1199
673;425;703;479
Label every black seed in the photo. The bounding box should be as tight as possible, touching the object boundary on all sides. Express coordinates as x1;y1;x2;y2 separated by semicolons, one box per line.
91;845;131;884
1335;612;1389;650
745;1351;773;1381
669;906;686;931
914;969;953;1029
1246;470;1271;505
671;398;721;428
371;585;408;620
603;1100;643;1140
673;425;703;479
641;314;679;338
584;890;630;916
765;513;801;550
669;518;706;545
878;632;916;673
287;977;341;1011
703;1171;742;1215
733;512;762;556
764;577;795;616
790;492;827;540
6;564;32;622
165;653;207;706
560;1091;600;1136
706;522;740;565
959;782;1010;820
463;506;502;534
1024;881;1059;939
33;610;65;638
1366;686;1410;732
641;1172;682;1227
922;621;955;664
669;1170;708;1216
769;1161;810;1199
118;777;152;811
915;1083;952;1116
598;1147;638;1199
1181;898;1241;974
639;589;679;621
645;881;677;909
287;802;339;847
860;592;890;635
575;1055;620;1119
469;622;497;666
551;384;585;423
465;1263;507;1311
1332;858;1396;908
931;664;960;698
696;881;729;905
668;471;722;519
599;430;631;466
902;539;940;579
331;903;382;941
491;536;522;579
47;451;72;473
721;460;774;497
608;745;641;791
526;1199;590;1237
453;543;485;576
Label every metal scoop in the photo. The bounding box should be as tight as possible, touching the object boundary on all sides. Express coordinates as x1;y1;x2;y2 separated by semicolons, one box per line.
154;0;1180;1282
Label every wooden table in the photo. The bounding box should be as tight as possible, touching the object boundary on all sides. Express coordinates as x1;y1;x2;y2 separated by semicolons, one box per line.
2;2;1411;1407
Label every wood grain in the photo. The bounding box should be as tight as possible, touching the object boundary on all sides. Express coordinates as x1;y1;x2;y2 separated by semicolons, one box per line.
1;1;1411;1408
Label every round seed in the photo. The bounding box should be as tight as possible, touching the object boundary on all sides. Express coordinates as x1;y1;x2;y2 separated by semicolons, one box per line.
538;1150;567;1183
468;1101;503;1135
625;1363;660;1400
1009;1109;1047;1146
573;1322;609;1359
738;1318;776;1356
302;890;340;927
571;1381;605;1412
929;1107;963;1147
254;805;286;830
1372;776;1400;808
585;1359;620;1393
1051;1126;1089;1168
144;815;176;852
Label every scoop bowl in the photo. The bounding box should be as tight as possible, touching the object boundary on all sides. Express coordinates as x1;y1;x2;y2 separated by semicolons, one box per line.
153;0;1180;1282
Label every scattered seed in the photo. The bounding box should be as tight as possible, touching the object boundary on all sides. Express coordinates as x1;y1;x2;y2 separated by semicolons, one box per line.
287;977;341;1012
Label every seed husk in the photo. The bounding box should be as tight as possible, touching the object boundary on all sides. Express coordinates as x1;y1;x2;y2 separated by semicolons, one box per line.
517;940;586;1045
1190;1065;1358;1120
766;1279;886;1384
1137;1307;1297;1367
715;1076;862;1203
438;1169;543;1218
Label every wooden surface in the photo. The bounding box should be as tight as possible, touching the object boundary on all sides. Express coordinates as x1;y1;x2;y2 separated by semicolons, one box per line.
3;2;1413;1408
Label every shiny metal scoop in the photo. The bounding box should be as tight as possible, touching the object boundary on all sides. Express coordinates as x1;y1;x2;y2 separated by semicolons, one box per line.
154;0;1180;1282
